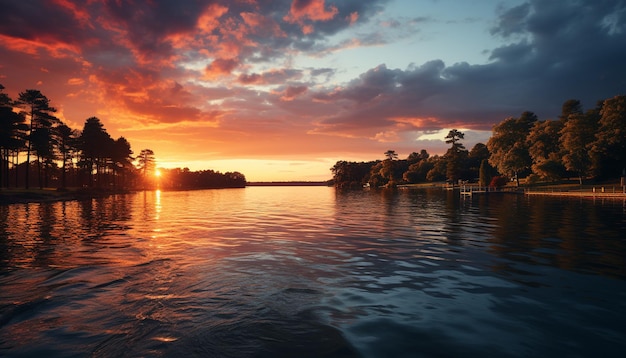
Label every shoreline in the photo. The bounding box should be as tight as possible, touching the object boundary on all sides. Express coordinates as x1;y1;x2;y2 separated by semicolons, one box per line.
524;191;625;198
2;185;625;205
0;188;133;205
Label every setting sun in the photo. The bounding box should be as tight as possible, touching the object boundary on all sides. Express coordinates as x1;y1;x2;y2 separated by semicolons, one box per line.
155;169;162;178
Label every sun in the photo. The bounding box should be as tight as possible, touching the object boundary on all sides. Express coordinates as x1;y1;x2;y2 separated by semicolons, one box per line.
155;169;162;178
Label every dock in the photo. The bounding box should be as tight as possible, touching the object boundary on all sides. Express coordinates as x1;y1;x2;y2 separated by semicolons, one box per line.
459;185;523;196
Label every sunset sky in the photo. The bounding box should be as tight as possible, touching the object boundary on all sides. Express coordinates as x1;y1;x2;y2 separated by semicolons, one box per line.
1;0;625;181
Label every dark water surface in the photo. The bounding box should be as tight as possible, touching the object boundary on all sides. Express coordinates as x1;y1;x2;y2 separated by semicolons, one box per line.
1;187;625;357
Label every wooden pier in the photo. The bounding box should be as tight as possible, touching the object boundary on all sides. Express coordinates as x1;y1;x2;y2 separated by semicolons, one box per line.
459;185;523;196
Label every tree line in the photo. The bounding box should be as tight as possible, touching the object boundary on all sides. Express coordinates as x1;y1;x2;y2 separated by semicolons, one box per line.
331;95;626;189
0;84;246;190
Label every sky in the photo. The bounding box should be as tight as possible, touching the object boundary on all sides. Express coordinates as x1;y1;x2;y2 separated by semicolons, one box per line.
1;0;625;181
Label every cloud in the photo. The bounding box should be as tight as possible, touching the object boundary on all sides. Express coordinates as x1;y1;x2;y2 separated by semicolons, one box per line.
276;85;308;101
237;68;303;85
284;0;339;34
204;58;240;79
0;0;625;170
308;0;626;140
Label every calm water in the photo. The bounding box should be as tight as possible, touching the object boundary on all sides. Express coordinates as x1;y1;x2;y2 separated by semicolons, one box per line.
1;187;625;357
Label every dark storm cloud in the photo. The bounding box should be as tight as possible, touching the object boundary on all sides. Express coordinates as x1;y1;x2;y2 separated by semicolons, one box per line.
314;0;626;136
0;1;81;42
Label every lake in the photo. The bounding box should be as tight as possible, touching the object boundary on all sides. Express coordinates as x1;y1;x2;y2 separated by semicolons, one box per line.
1;187;625;357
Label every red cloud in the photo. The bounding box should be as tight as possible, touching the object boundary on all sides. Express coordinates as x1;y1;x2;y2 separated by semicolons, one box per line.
0;34;81;58
204;58;239;79
284;0;338;34
197;3;229;34
240;12;286;38
285;0;339;22
51;0;93;28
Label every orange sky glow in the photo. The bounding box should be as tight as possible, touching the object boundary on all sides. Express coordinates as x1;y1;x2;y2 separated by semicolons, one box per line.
1;0;625;181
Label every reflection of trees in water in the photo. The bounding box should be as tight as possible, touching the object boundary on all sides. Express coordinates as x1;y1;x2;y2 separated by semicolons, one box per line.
0;195;134;270
79;195;133;236
0;206;11;266
486;195;626;279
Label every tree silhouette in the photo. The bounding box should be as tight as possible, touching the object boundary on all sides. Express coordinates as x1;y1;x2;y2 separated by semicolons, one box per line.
16;90;57;189
0;85;27;188
79;117;113;187
137;149;156;188
111;137;134;188
56;124;80;189
384;150;398;161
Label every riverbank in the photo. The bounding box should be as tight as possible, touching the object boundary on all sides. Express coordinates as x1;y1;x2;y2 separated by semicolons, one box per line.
0;188;132;205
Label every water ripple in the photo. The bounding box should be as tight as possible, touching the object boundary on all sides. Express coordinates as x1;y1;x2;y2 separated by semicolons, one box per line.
1;187;625;357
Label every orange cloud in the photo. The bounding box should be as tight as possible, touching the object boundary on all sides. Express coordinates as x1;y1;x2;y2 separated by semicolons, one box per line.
67;78;85;85
0;34;80;57
284;0;339;22
284;0;338;34
197;3;229;34
241;12;286;38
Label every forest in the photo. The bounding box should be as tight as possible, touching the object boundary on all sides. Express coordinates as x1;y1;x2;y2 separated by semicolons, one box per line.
0;84;246;191
331;95;626;189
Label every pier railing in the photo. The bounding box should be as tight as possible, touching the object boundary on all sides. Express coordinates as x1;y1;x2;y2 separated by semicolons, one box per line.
458;185;522;195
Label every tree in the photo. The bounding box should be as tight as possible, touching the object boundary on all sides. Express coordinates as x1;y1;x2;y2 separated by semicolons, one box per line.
56;124;80;189
16;89;57;188
403;150;430;183
407;150;429;164
560;112;597;184
0;85;27;188
79;117;114;187
137;149;156;188
384;150;398;161
559;99;583;122
479;159;493;187
528;120;565;182
111;137;134;188
591;95;626;179
426;155;446;182
379;150;399;186
487;111;537;186
444;129;467;184
468;143;489;180
31;126;56;188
